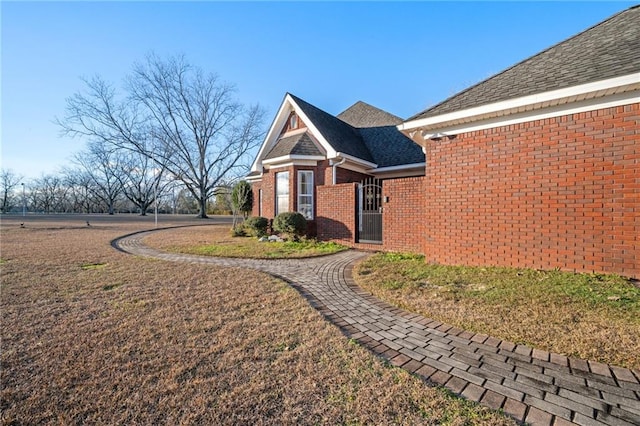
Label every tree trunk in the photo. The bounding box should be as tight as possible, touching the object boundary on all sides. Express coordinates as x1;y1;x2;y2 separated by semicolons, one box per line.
197;197;208;219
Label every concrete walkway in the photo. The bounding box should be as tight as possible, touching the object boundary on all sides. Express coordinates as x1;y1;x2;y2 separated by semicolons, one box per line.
113;229;640;426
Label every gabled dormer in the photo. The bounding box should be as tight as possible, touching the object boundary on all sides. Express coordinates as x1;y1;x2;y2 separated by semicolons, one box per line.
248;93;378;182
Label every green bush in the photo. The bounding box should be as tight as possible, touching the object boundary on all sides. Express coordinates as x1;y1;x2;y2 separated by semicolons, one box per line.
245;216;269;237
230;225;247;237
273;212;307;239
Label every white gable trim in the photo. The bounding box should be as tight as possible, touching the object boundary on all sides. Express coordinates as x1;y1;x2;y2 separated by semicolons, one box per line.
290;97;339;159
400;72;640;134
251;94;337;173
251;95;293;172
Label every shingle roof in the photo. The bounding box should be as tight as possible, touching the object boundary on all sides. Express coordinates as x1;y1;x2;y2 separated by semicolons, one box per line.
358;126;425;167
409;5;640;121
337;101;403;128
286;94;424;168
289;94;374;163
264;131;323;160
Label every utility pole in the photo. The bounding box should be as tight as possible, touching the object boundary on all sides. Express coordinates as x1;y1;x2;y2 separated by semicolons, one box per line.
21;183;25;217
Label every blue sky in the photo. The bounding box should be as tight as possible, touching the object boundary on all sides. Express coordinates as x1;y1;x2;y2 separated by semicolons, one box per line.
2;1;636;180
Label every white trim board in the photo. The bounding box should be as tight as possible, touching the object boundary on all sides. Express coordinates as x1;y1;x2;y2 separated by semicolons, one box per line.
370;162;425;174
417;90;640;142
400;73;640;133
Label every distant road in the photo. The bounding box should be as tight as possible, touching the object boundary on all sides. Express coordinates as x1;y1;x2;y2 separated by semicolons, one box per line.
0;213;233;226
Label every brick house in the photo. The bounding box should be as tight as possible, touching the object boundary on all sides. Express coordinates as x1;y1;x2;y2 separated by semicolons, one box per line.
248;93;425;247
249;6;639;278
398;5;639;278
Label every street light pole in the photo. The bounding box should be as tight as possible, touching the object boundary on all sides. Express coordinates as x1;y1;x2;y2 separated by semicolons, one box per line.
154;184;158;228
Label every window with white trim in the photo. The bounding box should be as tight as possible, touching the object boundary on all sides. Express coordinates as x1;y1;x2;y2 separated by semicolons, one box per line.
276;172;289;215
258;189;263;216
297;170;314;220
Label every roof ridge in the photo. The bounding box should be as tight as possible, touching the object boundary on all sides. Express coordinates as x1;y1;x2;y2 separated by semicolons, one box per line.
337;100;404;127
406;6;638;121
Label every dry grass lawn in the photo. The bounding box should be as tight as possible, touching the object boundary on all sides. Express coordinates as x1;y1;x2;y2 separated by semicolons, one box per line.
1;217;513;425
355;253;640;370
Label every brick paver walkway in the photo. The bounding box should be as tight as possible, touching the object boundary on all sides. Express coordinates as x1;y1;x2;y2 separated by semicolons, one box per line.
114;229;640;426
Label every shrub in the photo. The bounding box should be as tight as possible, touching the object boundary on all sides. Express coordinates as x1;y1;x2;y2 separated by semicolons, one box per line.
245;216;269;237
273;212;307;240
230;225;247;237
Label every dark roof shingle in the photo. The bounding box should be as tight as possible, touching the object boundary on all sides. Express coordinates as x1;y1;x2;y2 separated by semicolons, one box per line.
286;94;424;168
289;94;375;163
358;126;425;168
337;101;403;127
264;131;323;160
409;5;640;121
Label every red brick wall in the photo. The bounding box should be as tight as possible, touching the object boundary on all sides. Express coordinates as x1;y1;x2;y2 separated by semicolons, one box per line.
250;161;339;236
316;177;428;254
383;177;426;253
317;183;357;244
423;103;639;279
336;167;371;184
251;182;263;217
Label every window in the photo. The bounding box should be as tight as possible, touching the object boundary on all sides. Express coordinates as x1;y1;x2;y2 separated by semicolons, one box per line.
276;172;289;215
258;189;263;216
297;171;314;220
290;114;298;130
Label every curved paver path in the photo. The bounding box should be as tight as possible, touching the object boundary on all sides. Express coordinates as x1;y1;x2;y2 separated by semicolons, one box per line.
114;229;640;426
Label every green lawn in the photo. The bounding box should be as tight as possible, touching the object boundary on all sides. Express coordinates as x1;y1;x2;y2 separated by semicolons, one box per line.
355;253;640;369
185;238;348;259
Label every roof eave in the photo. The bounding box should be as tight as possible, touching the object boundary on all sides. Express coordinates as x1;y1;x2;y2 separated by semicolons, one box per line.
246;173;263;183
334;152;377;169
368;162;425;174
262;154;326;166
399;72;640;134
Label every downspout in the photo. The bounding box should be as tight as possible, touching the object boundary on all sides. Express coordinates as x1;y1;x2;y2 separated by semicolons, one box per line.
330;154;347;185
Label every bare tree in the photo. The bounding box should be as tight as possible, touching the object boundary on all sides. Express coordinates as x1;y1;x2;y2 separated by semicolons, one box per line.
231;180;253;228
30;174;67;213
73;142;126;215
173;187;198;214
63;167;99;213
0;169;23;214
117;151;171;216
58;54;265;218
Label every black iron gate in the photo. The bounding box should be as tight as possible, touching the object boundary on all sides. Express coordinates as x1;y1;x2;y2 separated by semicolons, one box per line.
357;177;383;244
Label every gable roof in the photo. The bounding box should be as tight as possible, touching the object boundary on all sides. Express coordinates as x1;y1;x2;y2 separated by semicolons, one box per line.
408;5;640;122
337;101;403;127
264;131;323;160
251;93;425;175
288;94;375;163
